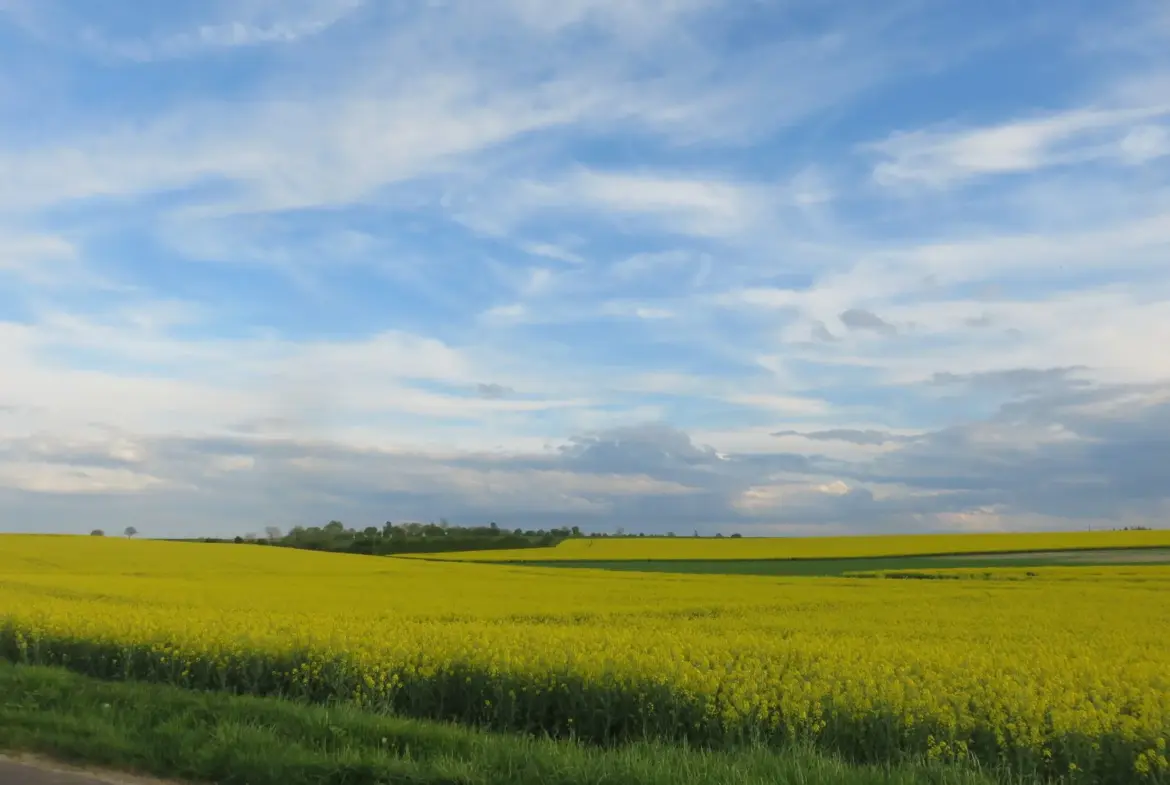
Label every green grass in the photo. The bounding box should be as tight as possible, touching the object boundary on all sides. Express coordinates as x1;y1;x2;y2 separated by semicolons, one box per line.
0;662;1024;785
517;549;1170;576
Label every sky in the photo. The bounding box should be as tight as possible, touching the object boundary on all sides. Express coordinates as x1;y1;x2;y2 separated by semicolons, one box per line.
1;0;1169;538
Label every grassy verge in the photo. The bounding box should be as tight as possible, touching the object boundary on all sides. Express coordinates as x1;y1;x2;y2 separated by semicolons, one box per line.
0;662;1016;785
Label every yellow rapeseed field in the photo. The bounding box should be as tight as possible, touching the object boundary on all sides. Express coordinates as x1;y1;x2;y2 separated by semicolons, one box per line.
1;534;1168;784
412;528;1170;561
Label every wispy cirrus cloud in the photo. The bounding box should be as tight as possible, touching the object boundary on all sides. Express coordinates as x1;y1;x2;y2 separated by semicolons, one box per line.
869;105;1170;188
0;230;76;283
1;0;366;60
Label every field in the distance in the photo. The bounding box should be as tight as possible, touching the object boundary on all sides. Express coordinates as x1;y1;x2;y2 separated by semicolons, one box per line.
2;533;1169;784
508;548;1170;577
410;529;1170;563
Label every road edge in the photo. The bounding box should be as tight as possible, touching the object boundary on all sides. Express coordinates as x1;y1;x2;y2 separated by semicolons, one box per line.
0;753;192;785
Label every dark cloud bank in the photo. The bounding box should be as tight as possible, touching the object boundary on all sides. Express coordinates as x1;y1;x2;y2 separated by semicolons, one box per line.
2;374;1168;537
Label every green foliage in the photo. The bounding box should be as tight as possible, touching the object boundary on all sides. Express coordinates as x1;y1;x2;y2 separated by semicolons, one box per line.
198;521;575;556
0;663;1015;785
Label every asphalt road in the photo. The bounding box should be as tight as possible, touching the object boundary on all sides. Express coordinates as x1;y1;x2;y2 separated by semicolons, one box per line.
0;758;174;785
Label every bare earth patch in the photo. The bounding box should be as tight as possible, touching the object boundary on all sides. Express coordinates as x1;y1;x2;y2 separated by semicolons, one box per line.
0;754;191;785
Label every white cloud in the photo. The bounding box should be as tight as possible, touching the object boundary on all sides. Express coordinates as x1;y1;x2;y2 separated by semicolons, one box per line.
0;230;78;284
751;285;1170;388
733;478;854;513
722;394;829;415
0;0;891;225
870;106;1170;187
464;170;770;242
206;454;256;474
482;303;527;322
503;0;710;36
610;250;710;281
0;461;174;494
74;0;366;61
519;242;585;265
1118;124;1170;162
0;311;607;453
570;170;764;236
0;80;594;216
724;203;1170;369
461;166;834;251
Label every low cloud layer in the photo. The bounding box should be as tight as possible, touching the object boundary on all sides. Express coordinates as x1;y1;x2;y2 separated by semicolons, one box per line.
3;378;1167;537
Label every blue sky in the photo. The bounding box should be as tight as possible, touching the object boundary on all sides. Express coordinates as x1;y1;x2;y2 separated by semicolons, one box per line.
2;0;1169;537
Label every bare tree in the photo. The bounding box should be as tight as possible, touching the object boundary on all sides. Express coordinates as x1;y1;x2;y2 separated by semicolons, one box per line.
264;526;283;542
124;526;137;539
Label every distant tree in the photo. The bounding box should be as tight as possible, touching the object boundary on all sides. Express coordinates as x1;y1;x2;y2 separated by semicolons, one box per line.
666;531;676;537
570;526;581;537
90;529;104;536
730;533;743;538
615;526;626;537
362;526;380;539
244;532;257;542
324;521;345;535
264;526;283;542
714;532;724;538
124;526;137;539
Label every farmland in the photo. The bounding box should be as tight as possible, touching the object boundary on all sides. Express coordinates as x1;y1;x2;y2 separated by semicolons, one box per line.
490;549;1170;577
1;534;1169;784
407;529;1170;562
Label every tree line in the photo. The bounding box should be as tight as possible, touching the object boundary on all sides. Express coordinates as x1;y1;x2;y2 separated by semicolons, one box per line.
196;520;581;556
92;523;749;552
